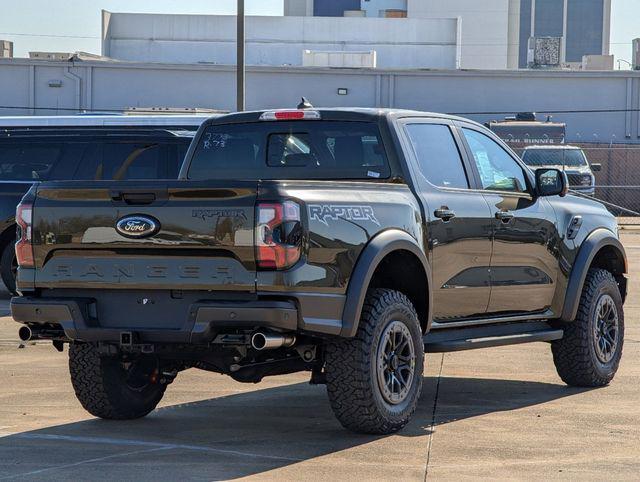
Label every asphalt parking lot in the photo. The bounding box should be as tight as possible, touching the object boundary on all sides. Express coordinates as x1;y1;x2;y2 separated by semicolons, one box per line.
0;233;638;481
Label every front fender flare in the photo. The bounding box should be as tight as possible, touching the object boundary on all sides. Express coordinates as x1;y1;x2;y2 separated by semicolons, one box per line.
340;229;432;337
561;228;627;321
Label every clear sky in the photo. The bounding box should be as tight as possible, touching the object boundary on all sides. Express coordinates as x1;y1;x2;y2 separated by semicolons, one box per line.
609;0;639;67
0;0;638;68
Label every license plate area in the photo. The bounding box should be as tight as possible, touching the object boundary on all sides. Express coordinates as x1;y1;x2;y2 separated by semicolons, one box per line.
42;289;256;330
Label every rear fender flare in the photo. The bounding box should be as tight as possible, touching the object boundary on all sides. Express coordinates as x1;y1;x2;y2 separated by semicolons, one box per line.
340;229;432;337
561;228;627;321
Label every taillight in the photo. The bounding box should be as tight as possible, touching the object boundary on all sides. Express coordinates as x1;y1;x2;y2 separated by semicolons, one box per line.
16;202;34;268
256;201;303;270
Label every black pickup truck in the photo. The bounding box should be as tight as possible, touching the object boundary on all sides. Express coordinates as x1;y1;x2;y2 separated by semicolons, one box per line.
12;108;627;434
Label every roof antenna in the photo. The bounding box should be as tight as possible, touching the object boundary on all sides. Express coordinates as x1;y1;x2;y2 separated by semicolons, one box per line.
297;97;313;109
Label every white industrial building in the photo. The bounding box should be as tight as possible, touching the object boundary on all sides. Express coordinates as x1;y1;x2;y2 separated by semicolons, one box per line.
101;11;461;70
284;0;518;69
407;0;518;70
101;0;612;71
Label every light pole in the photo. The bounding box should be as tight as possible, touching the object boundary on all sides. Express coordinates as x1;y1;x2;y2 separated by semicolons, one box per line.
237;0;245;112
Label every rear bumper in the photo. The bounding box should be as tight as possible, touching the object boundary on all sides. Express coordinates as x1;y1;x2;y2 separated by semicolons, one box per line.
11;292;345;343
12;297;298;344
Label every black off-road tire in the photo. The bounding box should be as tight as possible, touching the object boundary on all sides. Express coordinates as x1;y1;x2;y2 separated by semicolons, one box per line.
552;268;624;387
325;289;424;434
0;237;17;295
69;343;166;420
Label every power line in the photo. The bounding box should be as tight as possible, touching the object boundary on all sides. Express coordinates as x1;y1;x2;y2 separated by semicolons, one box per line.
450;108;640;116
0;32;99;40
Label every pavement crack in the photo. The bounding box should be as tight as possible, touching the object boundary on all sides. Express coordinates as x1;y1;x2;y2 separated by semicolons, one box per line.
0;446;171;480
12;433;304;463
424;353;445;481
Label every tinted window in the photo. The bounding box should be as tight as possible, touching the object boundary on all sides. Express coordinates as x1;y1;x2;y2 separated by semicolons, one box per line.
463;128;528;193
189;121;390;180
522;149;587;167
73;143;166;180
405;124;469;189
0;144;63;180
0;133;193;181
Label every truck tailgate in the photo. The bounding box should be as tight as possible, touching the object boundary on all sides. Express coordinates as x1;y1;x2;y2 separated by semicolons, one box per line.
31;180;257;292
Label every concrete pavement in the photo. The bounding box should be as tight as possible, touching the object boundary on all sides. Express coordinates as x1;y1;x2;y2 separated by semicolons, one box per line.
0;235;638;481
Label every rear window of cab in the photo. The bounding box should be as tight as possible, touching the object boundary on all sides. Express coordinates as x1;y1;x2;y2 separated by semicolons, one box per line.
187;121;390;180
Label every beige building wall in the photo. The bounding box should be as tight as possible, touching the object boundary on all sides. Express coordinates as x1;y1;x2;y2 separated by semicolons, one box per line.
284;0;314;16
408;0;512;69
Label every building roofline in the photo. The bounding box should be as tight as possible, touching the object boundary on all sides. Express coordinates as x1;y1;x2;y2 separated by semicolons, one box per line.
2;57;639;78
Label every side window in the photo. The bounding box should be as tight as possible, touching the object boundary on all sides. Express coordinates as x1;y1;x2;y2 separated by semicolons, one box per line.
102;143;163;180
0;143;62;180
49;143;93;180
462;128;528;193
325;134;387;169
73;143;165;180
405;124;469;189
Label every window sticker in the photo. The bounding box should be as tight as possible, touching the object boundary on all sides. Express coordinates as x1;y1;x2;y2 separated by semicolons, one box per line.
202;133;230;150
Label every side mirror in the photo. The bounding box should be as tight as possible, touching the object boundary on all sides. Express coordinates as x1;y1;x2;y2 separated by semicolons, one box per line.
535;168;568;197
591;163;602;172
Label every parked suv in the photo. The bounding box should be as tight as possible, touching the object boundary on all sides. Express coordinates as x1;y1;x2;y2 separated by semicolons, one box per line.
0;114;211;293
12;108;627;434
521;145;600;196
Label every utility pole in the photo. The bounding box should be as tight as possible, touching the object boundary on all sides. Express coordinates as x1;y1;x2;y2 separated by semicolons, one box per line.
236;0;245;112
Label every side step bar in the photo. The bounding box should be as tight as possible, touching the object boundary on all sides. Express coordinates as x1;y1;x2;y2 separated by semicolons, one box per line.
424;321;564;353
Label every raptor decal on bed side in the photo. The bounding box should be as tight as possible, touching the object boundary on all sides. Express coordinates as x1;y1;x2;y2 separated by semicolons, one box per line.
308;204;380;226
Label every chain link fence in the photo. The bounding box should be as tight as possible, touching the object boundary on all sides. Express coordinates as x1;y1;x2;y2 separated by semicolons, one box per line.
511;143;640;225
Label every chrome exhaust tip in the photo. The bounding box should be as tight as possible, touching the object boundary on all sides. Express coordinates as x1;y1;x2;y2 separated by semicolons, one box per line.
251;331;296;351
18;325;32;342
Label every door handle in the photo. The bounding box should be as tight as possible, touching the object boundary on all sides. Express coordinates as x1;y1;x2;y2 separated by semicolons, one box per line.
495;210;514;223
110;190;157;205
434;208;456;222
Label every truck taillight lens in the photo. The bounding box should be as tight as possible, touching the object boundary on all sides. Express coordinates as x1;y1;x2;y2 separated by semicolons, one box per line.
16;202;34;268
256;201;302;270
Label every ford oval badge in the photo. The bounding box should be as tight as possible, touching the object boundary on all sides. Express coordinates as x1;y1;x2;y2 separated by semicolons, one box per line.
116;215;160;239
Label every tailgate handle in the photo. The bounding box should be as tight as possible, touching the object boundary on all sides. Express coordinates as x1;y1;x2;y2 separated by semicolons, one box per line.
110;191;157;205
